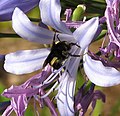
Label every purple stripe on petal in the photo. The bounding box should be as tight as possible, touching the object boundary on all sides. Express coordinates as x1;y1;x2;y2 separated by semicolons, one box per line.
0;0;39;21
57;74;75;116
57;76;68;116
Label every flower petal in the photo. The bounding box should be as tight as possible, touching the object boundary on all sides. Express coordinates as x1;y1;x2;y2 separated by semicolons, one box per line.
12;7;54;44
57;73;75;116
4;48;50;74
39;0;72;34
73;17;99;49
0;0;39;21
105;0;113;6
67;48;82;77
2;85;38;98
56;48;82;115
2;105;13;116
12;95;28;116
83;53;120;87
105;7;120;46
66;77;76;115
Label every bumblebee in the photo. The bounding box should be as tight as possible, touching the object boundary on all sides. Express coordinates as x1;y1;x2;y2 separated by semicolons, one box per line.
43;33;80;69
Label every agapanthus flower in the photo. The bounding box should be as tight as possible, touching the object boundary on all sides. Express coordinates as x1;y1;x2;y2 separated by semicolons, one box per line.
83;0;120;87
3;1;98;75
0;0;40;21
3;0;99;115
4;0;119;115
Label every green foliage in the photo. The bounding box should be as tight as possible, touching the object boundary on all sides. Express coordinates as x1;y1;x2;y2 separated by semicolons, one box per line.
0;83;9;101
110;98;120;116
25;106;34;116
75;68;85;93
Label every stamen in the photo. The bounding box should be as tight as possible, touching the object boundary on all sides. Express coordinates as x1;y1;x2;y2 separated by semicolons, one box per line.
43;65;64;85
83;16;86;22
64;9;72;22
41;81;58;98
43;72;58;85
56;72;68;97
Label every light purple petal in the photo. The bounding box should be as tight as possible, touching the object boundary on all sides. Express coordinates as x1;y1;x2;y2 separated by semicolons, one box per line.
12;7;54;44
2;85;38;98
0;0;39;21
57;74;75;116
4;48;50;74
67;48;82;77
57;48;82;115
39;0;72;34
57;76;70;116
12;96;27;116
105;7;120;46
83;53;120;87
105;0;114;6
73;17;99;49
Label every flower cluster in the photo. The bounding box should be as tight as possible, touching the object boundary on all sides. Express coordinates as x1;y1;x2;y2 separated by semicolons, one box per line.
0;0;119;116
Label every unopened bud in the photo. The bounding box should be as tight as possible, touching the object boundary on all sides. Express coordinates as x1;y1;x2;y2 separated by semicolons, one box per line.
72;5;86;21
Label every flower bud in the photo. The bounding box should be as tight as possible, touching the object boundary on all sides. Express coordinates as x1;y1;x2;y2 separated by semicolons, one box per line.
72;5;86;21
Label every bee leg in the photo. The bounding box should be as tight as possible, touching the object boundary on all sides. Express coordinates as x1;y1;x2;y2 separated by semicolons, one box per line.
56;33;61;41
70;54;81;57
52;32;57;46
53;32;61;44
69;42;80;48
69;52;88;57
69;53;81;57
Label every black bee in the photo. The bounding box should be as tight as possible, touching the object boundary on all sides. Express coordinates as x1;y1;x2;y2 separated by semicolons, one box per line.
43;33;80;69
